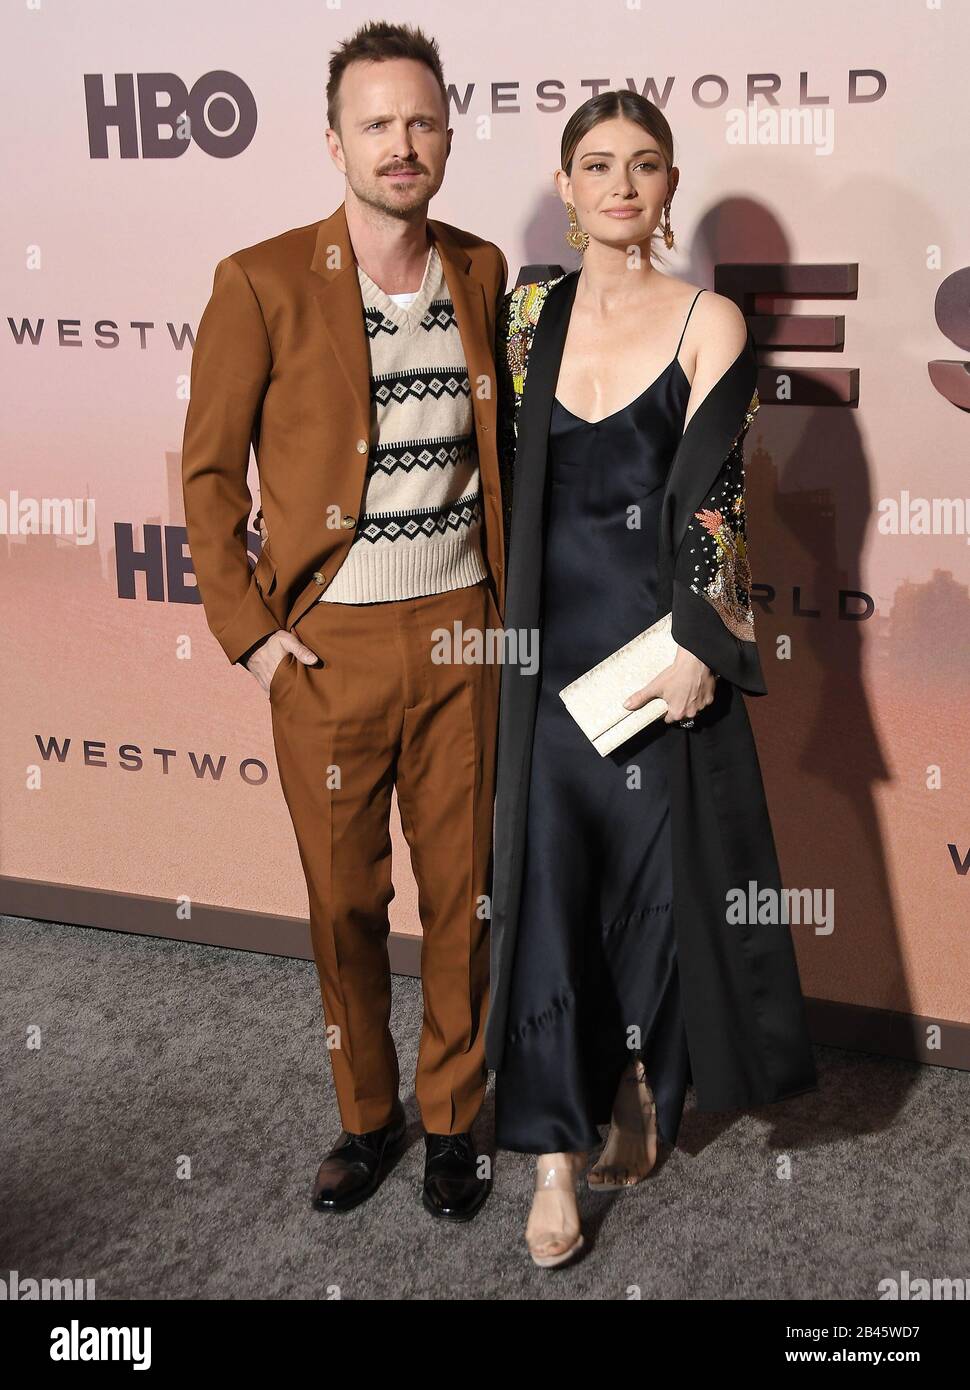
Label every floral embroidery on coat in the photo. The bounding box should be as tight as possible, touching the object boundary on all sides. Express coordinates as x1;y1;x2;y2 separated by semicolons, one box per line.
684;390;760;643
495;277;566;545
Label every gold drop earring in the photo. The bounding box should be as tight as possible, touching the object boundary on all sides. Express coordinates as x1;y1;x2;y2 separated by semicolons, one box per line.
564;202;590;253
662;201;675;249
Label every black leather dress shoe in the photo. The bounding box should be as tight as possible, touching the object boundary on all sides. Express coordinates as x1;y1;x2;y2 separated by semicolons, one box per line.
422;1132;491;1221
311;1104;407;1213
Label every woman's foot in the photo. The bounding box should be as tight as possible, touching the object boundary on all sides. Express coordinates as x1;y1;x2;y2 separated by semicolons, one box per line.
587;1057;659;1189
525;1151;588;1267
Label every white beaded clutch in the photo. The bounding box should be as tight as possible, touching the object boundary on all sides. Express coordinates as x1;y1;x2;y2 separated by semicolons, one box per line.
558;610;677;756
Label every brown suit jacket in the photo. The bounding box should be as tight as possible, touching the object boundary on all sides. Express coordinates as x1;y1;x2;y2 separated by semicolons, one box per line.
181;202;509;666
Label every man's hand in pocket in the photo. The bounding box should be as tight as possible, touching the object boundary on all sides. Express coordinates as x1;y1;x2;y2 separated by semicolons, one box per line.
249;513;319;693
246;629;320;696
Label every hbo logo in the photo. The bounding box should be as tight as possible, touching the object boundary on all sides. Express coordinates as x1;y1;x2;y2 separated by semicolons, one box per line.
84;71;257;158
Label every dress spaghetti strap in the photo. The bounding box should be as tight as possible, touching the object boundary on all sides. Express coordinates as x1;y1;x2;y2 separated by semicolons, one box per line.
675;288;705;358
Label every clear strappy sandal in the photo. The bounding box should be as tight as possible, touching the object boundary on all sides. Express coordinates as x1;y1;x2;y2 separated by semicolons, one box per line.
587;1057;660;1190
525;1151;588;1268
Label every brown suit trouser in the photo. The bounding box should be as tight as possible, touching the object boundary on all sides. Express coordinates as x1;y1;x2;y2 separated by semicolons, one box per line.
269;576;501;1136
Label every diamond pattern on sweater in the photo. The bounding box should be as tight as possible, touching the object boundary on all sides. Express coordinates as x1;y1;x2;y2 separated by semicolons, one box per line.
371;368;471;407
357;492;483;544
368;433;476;477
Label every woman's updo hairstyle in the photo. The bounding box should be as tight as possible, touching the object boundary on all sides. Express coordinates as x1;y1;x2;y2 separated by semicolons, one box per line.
560;89;675;263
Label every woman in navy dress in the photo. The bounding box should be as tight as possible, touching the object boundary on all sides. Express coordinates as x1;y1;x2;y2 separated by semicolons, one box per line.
494;294;702;1188
493;93;758;1267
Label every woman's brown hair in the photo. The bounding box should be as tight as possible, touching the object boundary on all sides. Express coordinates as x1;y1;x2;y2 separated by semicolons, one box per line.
560;90;676;261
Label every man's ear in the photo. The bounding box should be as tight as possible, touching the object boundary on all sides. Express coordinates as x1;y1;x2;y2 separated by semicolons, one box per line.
325;127;346;174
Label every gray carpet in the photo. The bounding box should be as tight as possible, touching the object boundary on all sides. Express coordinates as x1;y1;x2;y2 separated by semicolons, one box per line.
2;914;966;1300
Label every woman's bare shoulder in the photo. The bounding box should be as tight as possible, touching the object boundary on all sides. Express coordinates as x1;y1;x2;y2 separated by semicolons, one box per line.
691;289;748;357
680;292;751;426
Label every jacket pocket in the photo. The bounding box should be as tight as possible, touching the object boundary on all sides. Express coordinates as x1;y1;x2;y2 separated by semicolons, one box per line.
253;544;277;598
268;649;293;699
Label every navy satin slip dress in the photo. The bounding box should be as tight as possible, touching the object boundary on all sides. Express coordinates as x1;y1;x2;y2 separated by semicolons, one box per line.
494;289;706;1156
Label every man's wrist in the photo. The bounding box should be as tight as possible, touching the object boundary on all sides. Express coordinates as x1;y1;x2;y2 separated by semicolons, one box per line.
238;632;273;668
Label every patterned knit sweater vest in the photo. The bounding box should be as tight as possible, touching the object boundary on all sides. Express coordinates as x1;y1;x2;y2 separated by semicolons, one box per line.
317;243;487;604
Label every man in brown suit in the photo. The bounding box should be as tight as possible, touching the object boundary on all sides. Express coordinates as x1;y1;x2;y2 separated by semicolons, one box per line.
181;22;507;1219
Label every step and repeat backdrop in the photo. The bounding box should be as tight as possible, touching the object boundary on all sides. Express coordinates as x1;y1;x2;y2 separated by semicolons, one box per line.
4;1;968;1045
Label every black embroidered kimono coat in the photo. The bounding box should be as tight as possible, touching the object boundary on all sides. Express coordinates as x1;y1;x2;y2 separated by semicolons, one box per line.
485;269;818;1115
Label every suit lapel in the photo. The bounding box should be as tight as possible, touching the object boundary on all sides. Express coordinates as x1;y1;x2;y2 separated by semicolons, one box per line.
309;206;371;439
428;219;479;359
504;270;580;626
430;218;506;604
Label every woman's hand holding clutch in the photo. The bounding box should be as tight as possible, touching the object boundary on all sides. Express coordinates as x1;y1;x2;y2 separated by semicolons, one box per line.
622;645;716;725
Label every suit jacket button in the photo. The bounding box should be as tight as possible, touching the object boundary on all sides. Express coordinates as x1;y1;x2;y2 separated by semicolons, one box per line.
341;516;356;529
356;439;368;454
313;571;326;585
